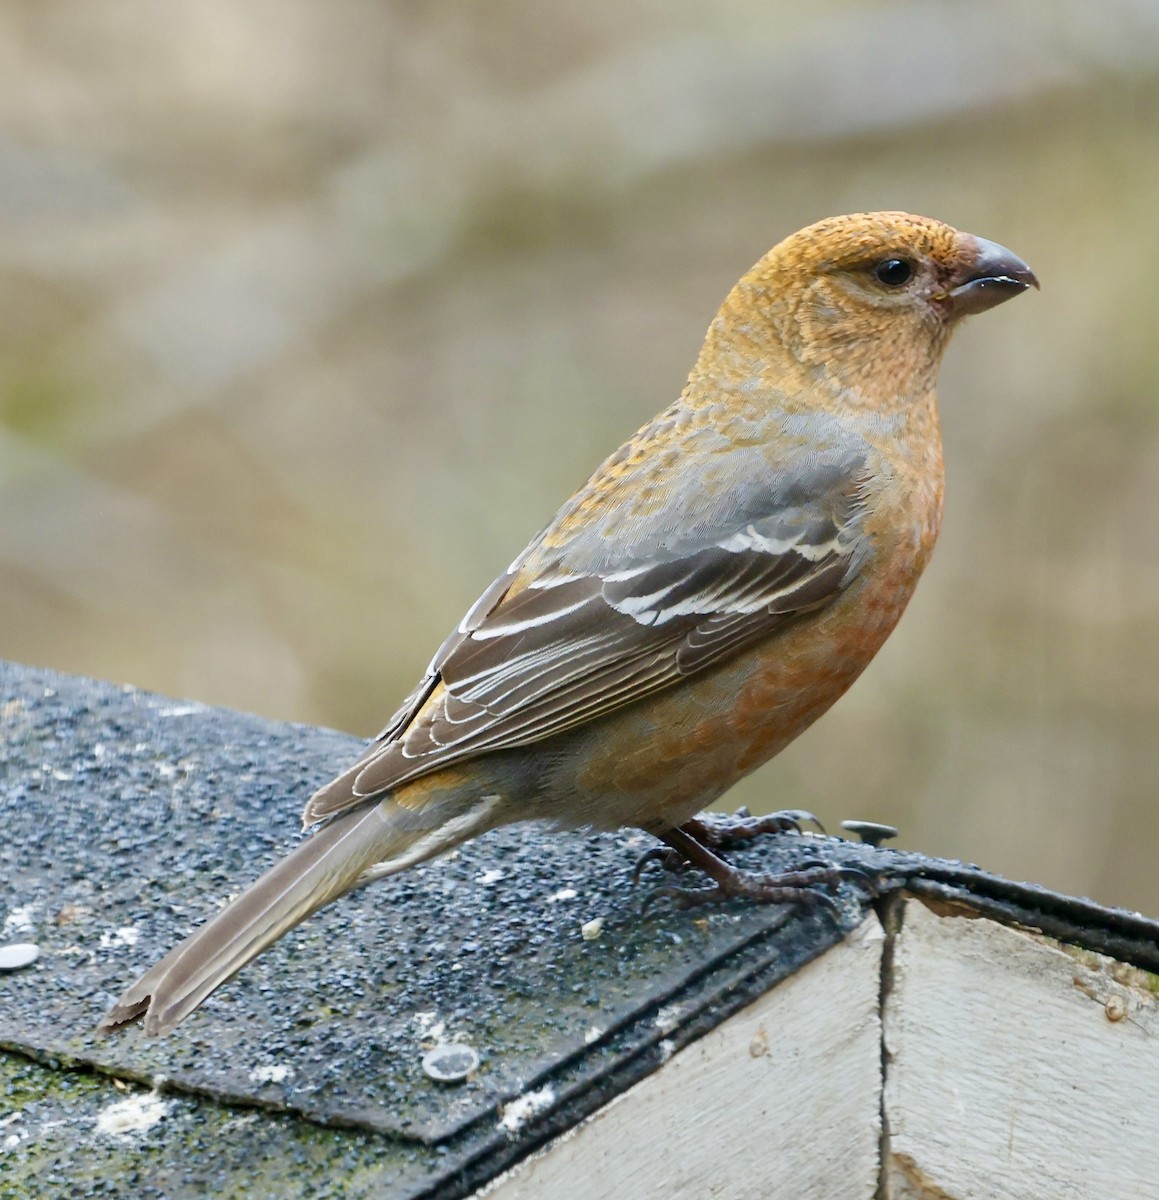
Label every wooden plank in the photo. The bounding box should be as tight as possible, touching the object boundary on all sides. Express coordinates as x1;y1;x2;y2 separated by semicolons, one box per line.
884;898;1159;1198
479;915;884;1200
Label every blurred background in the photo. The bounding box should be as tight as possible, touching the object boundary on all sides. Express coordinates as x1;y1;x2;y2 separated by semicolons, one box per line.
1;0;1158;911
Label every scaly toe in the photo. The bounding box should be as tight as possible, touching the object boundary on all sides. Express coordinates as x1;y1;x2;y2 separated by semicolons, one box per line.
686;808;826;849
642;883;729;913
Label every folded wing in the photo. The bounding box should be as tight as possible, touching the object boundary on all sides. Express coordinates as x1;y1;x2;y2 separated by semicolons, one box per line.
304;443;872;824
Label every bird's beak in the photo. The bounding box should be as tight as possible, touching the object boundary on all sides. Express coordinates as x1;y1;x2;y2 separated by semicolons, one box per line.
947;237;1039;316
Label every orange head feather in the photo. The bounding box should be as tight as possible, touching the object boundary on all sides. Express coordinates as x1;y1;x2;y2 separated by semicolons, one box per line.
697;211;1036;409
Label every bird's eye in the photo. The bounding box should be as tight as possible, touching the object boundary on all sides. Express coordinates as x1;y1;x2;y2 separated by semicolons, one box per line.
874;258;913;286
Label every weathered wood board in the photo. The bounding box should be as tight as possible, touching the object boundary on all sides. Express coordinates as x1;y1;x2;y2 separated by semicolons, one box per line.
481;916;885;1200
884;899;1159;1199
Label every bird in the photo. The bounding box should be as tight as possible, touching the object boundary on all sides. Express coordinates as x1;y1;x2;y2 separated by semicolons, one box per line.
99;211;1037;1037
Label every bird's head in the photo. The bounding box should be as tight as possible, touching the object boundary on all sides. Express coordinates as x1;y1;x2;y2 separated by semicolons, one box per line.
707;211;1038;408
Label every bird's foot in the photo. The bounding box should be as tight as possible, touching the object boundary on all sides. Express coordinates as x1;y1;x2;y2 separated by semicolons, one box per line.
684;807;825;849
638;820;872;916
647;861;871;914
633;809;824;888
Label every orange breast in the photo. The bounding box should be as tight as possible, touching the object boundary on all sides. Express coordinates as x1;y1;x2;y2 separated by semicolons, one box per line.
571;516;938;828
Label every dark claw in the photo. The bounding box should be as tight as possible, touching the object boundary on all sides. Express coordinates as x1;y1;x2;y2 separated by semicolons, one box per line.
773;809;827;835
840;865;882;897
788;887;841;916
631;846;690;888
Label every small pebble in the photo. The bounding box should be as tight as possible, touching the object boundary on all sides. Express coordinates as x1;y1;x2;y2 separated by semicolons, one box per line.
422;1043;480;1084
0;943;40;971
580;917;603;941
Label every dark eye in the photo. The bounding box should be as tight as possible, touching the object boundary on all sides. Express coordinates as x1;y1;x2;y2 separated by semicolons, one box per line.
874;258;913;286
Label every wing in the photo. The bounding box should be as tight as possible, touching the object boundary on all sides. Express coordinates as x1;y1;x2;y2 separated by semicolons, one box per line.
304;442;873;825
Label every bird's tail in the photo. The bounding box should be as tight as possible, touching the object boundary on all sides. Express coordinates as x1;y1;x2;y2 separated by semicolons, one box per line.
98;794;497;1037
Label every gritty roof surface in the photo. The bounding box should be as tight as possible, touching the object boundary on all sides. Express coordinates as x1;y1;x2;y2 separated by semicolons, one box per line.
3;660;1157;1199
0;661;857;1198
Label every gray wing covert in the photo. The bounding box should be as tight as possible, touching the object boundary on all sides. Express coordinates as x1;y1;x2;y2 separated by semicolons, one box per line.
303;445;872;823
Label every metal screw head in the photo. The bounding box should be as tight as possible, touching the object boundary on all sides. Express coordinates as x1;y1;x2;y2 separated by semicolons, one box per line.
840;820;899;848
422;1043;481;1084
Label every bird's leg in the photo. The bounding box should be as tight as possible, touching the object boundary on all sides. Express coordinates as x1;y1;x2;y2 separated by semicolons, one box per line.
632;808;823;887
645;824;866;912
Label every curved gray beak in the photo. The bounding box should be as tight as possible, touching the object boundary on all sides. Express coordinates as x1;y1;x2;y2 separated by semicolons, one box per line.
949;237;1039;316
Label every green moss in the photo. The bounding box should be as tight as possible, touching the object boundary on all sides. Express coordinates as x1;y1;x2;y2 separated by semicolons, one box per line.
0;1051;431;1200
1051;940;1159;997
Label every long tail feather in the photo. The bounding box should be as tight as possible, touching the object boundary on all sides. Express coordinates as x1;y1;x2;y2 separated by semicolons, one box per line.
98;796;492;1037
